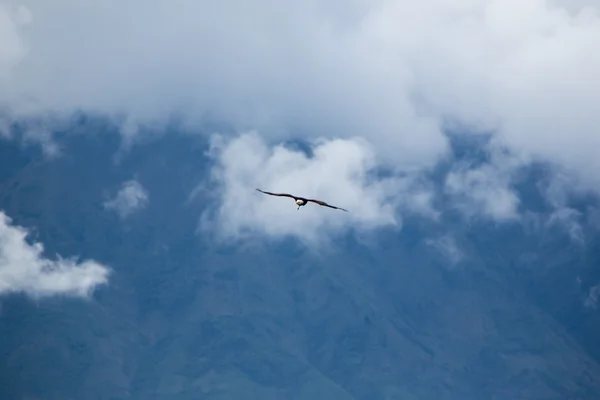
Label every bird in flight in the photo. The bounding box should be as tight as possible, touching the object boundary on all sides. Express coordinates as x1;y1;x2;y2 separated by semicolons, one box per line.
256;189;348;212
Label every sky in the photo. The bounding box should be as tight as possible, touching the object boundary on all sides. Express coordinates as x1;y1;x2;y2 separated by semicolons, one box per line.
1;0;600;298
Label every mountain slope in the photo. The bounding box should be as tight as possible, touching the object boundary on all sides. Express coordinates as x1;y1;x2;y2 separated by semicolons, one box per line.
1;130;600;399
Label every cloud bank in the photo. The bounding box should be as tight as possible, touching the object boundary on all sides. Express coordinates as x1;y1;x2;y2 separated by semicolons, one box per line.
0;211;110;298
1;0;600;240
1;1;599;173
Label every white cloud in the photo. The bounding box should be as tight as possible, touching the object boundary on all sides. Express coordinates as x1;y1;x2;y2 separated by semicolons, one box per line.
0;3;30;82
0;210;110;298
104;179;149;218
2;2;598;166
199;131;435;246
2;0;600;230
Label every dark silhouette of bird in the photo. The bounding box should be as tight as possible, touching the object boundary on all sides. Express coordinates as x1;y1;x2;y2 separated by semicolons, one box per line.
256;189;348;212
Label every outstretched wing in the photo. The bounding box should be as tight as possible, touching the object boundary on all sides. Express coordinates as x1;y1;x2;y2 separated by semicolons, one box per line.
256;189;297;199
306;198;348;212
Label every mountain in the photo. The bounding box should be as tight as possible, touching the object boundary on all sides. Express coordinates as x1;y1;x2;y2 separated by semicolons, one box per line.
1;124;600;399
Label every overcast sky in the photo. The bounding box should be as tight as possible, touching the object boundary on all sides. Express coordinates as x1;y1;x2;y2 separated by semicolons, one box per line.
1;0;600;294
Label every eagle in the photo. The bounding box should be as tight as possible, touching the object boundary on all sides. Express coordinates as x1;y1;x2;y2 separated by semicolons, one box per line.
256;189;348;212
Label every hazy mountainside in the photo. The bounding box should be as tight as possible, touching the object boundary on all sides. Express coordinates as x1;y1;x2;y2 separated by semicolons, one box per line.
1;127;600;399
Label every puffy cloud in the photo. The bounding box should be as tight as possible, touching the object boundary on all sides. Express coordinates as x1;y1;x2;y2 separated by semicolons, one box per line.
1;0;600;231
0;211;110;298
199;132;435;245
0;0;449;170
1;2;598;171
104;180;149;218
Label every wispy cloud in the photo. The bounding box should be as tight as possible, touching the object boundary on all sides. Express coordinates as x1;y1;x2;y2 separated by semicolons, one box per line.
536;169;591;244
425;234;465;268
444;141;527;222
104;179;149;218
446;165;520;222
0;210;110;298
546;207;585;244
583;283;600;309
